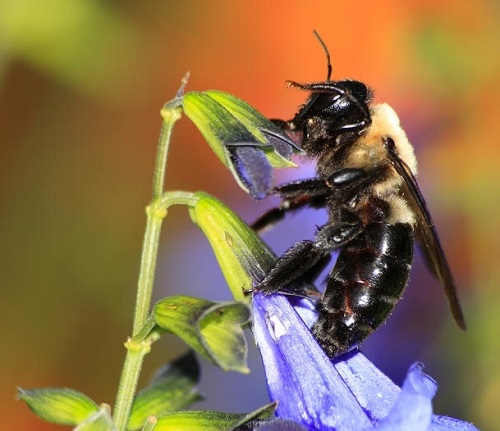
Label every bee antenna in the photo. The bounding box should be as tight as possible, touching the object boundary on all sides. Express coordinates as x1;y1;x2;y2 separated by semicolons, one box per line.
313;30;332;81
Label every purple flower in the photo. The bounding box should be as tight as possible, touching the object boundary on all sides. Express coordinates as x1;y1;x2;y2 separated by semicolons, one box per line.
252;292;478;431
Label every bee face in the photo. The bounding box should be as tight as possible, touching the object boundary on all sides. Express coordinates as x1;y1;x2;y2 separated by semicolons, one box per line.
288;80;373;156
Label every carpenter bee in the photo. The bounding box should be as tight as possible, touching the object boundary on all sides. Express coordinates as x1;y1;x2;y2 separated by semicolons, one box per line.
252;33;466;358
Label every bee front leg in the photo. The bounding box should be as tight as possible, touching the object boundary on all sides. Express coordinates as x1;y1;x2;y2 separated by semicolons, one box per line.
257;211;363;295
257;240;330;295
251;178;329;233
251;197;314;234
314;209;364;249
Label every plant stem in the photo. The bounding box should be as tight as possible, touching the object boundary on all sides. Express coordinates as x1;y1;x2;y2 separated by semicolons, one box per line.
131;191;198;336
151;121;172;201
113;95;185;430
112;342;148;431
132;207;165;335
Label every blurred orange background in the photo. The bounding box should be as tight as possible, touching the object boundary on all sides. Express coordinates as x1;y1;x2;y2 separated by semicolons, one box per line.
1;1;499;429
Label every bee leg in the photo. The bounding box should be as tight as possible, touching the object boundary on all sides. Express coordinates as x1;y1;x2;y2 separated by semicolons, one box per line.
257;212;363;295
314;209;364;249
275;178;330;200
257;240;330;294
269;118;304;145
251;197;312;234
270;118;291;129
327;168;368;189
251;178;329;233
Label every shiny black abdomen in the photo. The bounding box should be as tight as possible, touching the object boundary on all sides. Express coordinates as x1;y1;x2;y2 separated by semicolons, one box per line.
311;222;414;357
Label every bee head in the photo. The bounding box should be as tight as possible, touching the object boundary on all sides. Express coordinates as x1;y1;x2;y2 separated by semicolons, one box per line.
289;80;373;156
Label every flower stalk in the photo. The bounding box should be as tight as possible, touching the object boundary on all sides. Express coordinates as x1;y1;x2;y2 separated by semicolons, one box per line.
112;88;185;431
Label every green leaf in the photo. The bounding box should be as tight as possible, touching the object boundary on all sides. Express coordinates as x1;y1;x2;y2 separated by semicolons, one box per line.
17;387;99;425
153;403;276;431
128;352;203;430
154;296;250;372
189;192;276;301
74;404;116;431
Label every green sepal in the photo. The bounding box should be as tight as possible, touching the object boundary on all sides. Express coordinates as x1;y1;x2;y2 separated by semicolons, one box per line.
17;387;99;426
138;417;157;431
153;296;250;373
153;402;276;431
203;90;298;168
128;352;203;431
183;90;296;166
74;404;116;431
188;192;276;301
183;91;258;165
182;91;297;197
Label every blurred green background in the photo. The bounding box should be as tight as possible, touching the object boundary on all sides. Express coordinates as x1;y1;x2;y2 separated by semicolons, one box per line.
1;1;499;429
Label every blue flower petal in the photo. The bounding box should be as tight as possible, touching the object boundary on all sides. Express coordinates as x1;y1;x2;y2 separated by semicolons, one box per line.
431;416;479;431
253;418;309;431
252;292;479;431
373;362;434;430
334;352;399;423
252;292;372;431
227;145;272;199
287;296;318;328
373;363;479;431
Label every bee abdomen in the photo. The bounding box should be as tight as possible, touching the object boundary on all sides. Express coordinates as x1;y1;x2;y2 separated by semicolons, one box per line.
311;222;414;357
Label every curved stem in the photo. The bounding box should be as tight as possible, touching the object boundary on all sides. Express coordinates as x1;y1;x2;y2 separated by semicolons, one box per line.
113;83;191;430
152;76;187;200
133;191;197;335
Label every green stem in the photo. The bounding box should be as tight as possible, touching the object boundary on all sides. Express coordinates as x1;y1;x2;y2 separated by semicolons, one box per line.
132;208;164;335
134;191;198;335
112;341;148;430
151;121;172;200
113;89;189;430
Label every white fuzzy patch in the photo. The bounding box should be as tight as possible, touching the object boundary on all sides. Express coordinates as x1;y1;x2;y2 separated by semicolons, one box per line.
370;103;418;175
344;103;417;180
386;195;416;225
345;103;418;226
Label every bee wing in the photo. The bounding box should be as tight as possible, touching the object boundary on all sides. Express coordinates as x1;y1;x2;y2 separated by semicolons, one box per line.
388;147;466;330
